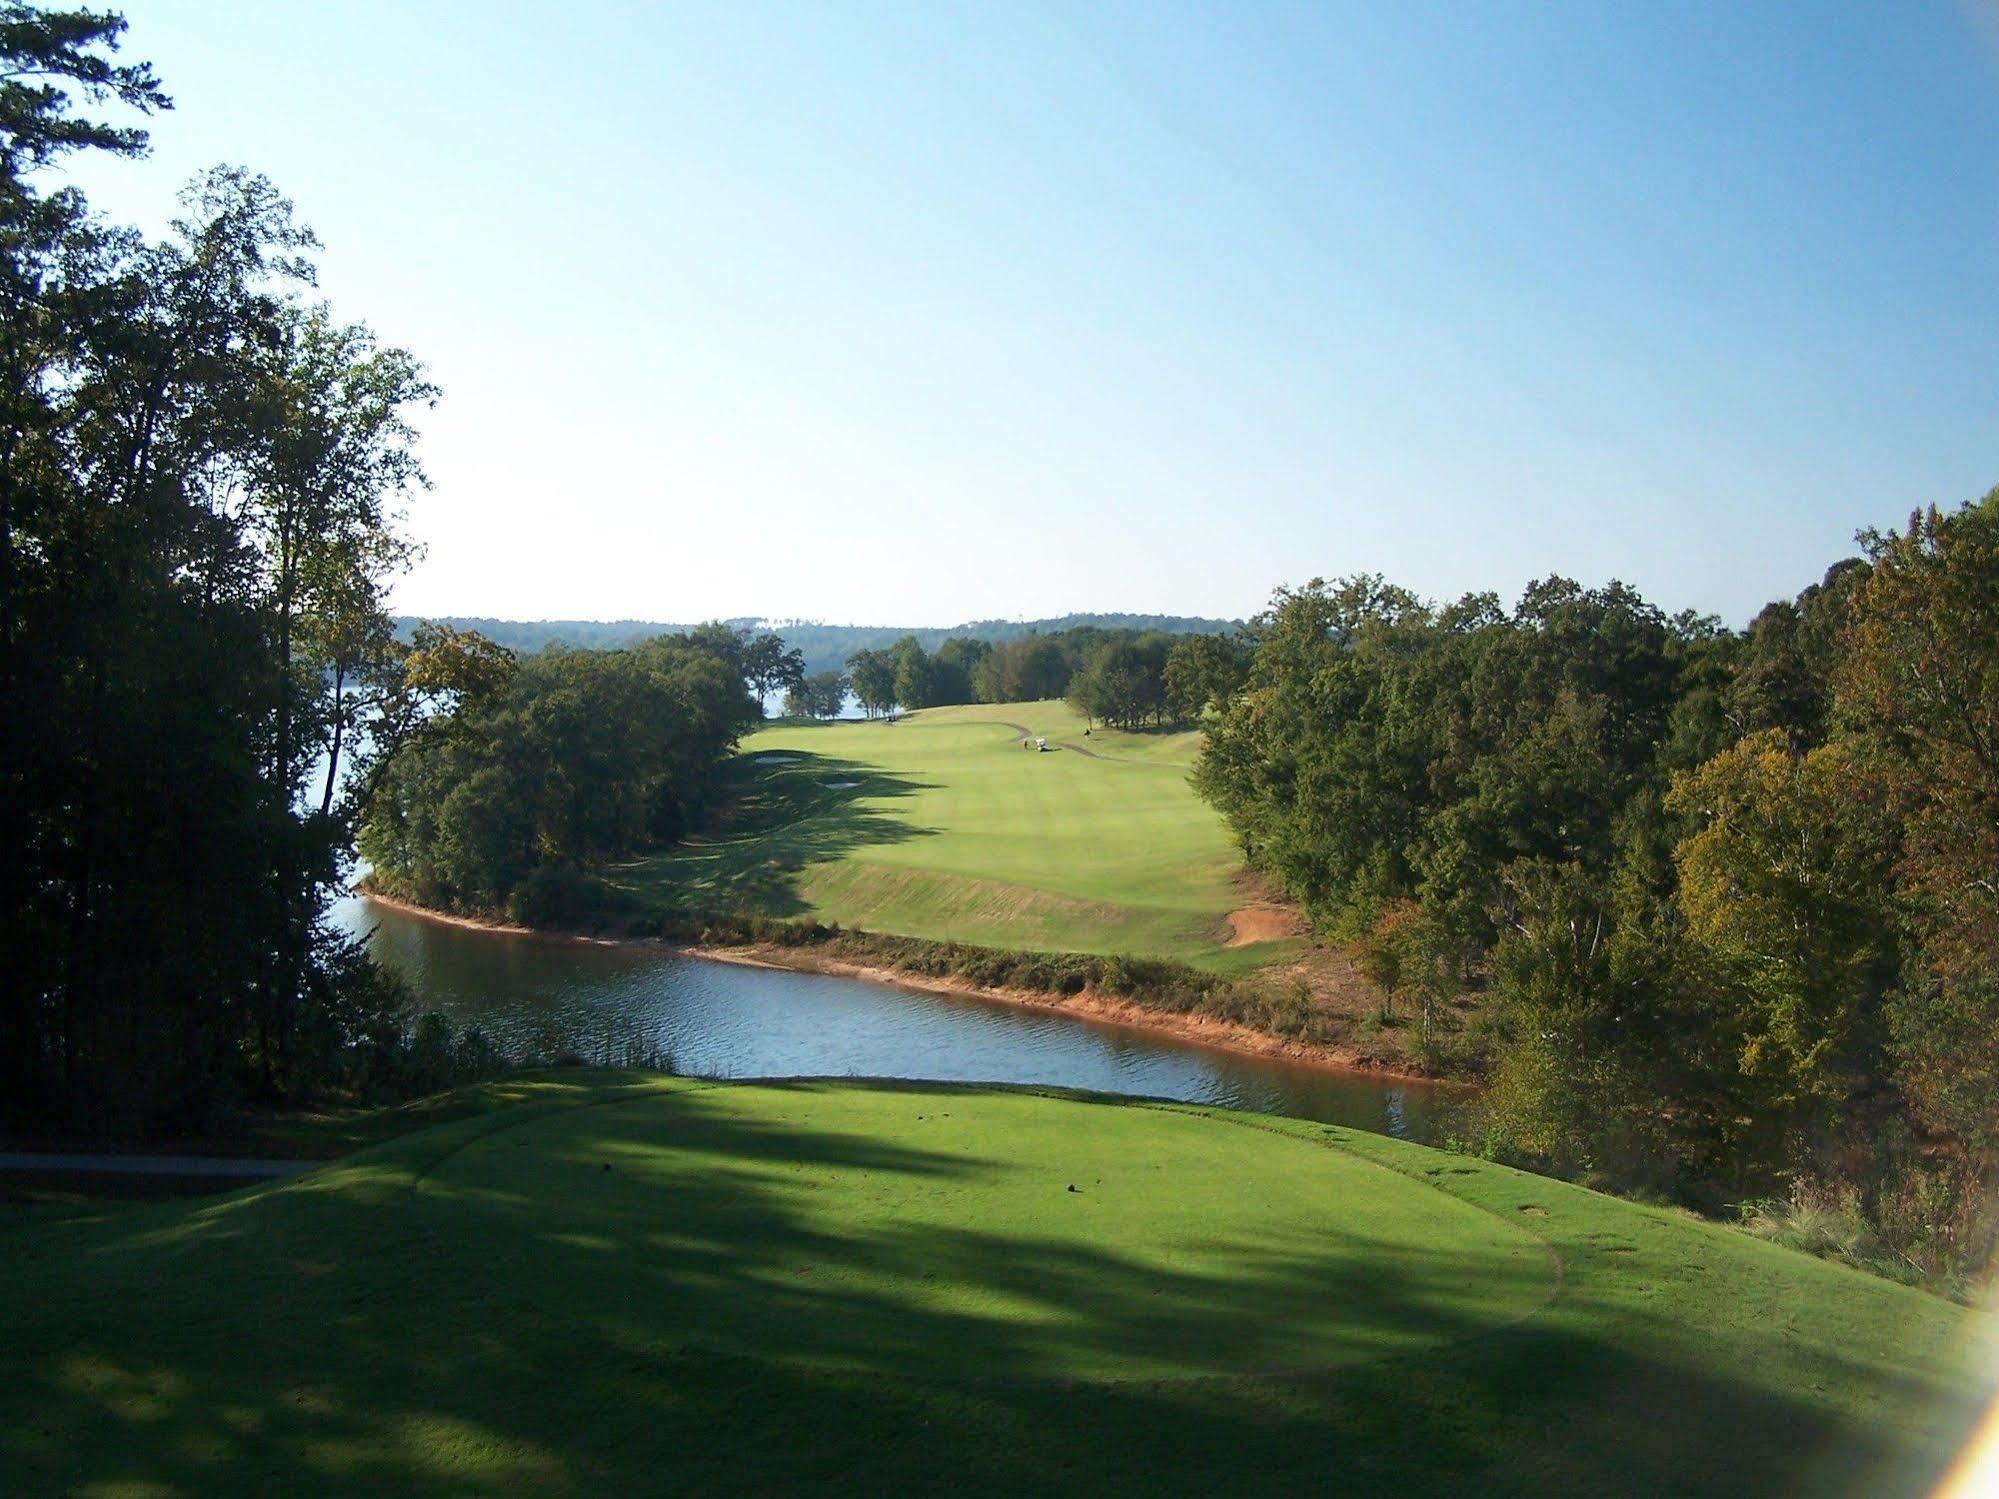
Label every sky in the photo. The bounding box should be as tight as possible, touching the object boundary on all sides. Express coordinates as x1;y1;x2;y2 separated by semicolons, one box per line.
65;2;1999;627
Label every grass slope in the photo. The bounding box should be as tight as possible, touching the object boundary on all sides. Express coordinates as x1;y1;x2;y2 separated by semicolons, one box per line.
614;700;1288;973
2;1074;1987;1496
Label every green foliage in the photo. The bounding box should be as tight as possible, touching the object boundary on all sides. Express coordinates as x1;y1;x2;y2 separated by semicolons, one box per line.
974;634;1071;702
1722;561;1860;747
505;865;628;929
1066;632;1173;729
1356;899;1464;1045
889;633;937;708
785;667;849;719
741;629;805;710
930;635;989;703
1666;733;1901;1118
871;633;990;710
1471;863;1717;1192
360;637;758;914
1162;629;1251;722
0;13;496;1136
845;646;897;717
294;934;509;1103
398;611;1240;678
1192;510;1999;1282
1840;495;1999;1157
1739;1158;1998;1301
0;3;167;177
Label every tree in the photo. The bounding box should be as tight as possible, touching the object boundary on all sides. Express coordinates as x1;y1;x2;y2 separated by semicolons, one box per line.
686;620;750;676
232;293;436;1068
6;156;332;1128
0;8;503;1135
930;637;987;705
1355;899;1463;1050
1666;733;1901;1134
1163;631;1249;723
1839;494;1999;1153
890;635;936;710
1723;561;1863;748
741;631;804;714
783;665;849;719
1475;862;1710;1186
338;621;517;816
805;668;849;718
360;638;758;916
847;648;896;718
1066;635;1168;730
971;635;1071;702
0;4;166;184
1192;577;1435;933
0;6;173;1129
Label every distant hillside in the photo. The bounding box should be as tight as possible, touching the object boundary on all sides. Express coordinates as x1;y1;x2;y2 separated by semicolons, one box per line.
393;612;1240;677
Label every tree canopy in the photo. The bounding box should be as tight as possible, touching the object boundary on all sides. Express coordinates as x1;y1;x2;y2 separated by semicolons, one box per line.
1195;503;1999;1285
360;634;759;922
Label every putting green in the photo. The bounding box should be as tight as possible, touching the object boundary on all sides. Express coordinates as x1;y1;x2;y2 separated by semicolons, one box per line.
410;1080;1553;1380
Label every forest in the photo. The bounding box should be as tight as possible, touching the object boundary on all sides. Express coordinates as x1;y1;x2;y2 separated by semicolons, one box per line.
0;10;527;1136
359;633;761;923
828;624;1247;729
1194;502;1999;1287
403;610;1236;677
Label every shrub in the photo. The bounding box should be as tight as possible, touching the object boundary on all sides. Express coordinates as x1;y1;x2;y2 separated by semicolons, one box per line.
506;866;626;928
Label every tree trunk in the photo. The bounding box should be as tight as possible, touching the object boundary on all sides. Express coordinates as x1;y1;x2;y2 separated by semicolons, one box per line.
320;661;346;818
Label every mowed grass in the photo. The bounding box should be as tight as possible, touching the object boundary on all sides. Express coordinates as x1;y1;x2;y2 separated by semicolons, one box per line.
612;700;1290;973
1;1074;1989;1497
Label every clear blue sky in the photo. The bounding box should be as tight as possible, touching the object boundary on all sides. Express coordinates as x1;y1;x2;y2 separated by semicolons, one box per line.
72;2;1999;626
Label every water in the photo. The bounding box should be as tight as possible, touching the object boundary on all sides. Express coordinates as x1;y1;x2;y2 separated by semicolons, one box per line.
334;893;1457;1141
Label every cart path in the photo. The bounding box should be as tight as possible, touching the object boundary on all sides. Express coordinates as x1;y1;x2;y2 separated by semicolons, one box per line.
995;720;1127;762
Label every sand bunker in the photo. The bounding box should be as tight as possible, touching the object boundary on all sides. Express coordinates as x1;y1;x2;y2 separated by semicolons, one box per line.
1225;905;1306;947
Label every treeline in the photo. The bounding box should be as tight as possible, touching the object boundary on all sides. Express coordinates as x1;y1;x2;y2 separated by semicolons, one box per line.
1;10;520;1136
399;611;1238;678
1196;497;1999;1289
360;636;760;922
830;628;1248;726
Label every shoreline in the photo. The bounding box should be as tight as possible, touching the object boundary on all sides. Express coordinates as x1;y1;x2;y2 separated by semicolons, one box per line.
352;887;1464;1091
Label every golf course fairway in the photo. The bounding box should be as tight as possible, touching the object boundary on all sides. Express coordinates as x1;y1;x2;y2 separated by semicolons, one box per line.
2;1074;1988;1496
612;701;1291;973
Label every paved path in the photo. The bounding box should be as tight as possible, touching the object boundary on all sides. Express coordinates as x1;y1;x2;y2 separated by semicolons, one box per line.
0;1152;313;1179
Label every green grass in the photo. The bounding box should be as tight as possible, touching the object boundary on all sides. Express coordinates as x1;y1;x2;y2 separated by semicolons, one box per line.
611;700;1291;973
2;1074;1988;1496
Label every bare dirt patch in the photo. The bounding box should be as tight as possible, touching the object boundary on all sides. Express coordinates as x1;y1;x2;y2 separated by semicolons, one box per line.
1225;905;1306;947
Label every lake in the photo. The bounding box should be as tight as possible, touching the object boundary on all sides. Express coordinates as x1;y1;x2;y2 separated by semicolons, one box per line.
335;892;1458;1141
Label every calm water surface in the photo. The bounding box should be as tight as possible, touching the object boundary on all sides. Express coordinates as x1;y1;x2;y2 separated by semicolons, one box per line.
335;894;1457;1142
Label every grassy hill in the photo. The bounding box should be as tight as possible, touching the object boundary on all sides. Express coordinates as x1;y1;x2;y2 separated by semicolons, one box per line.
2;1073;1986;1496
611;700;1291;974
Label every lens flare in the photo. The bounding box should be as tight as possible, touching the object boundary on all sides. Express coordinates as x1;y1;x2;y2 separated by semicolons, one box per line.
1932;1310;1999;1499
1933;1391;1999;1498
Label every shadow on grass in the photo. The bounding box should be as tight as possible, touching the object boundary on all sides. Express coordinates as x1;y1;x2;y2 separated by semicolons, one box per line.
607;750;935;919
0;1080;1986;1498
